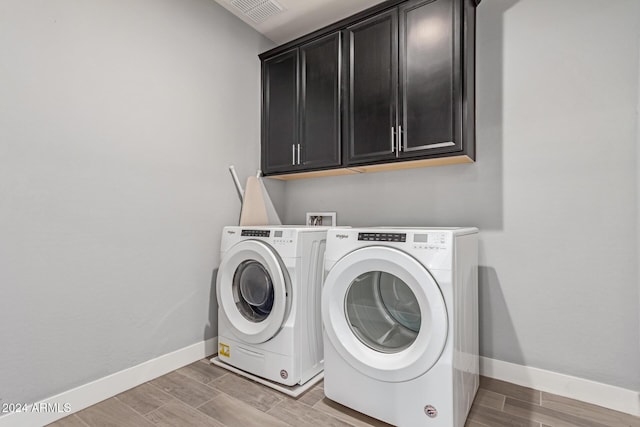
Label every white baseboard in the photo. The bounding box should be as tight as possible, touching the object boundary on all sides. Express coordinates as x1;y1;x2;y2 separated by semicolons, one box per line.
0;337;218;427
480;356;640;417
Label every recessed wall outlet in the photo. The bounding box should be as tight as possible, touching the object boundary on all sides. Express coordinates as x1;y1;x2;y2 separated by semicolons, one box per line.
306;212;336;227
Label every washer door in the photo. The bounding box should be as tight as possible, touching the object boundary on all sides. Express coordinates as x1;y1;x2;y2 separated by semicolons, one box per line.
322;246;448;382
217;240;289;344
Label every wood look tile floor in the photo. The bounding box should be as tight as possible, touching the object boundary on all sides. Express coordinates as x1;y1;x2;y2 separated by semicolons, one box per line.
50;358;640;427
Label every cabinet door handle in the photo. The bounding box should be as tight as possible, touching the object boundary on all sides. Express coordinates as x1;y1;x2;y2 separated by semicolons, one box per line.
398;125;403;153
292;144;296;165
297;144;301;165
425;141;456;149
391;127;396;153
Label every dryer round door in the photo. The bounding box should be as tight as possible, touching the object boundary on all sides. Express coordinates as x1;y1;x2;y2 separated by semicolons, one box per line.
217;240;289;344
322;246;448;382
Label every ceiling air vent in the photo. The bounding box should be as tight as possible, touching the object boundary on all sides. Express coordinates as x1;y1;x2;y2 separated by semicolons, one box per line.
229;0;284;24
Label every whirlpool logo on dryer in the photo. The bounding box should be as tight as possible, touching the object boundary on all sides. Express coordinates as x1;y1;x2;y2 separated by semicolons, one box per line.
335;234;350;240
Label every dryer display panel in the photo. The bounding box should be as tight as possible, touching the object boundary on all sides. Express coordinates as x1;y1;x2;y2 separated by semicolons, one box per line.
233;260;275;322
345;271;420;353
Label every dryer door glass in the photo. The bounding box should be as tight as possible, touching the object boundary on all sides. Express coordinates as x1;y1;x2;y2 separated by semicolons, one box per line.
345;271;420;353
233;260;274;322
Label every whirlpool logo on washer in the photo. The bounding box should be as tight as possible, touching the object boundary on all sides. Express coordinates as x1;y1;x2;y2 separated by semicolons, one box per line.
334;234;350;240
226;230;236;235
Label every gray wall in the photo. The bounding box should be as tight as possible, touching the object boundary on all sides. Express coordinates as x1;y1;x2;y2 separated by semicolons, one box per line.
280;0;640;390
1;0;637;409
0;0;273;407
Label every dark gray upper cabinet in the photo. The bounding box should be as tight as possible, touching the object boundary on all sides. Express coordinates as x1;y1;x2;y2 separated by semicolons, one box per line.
346;9;398;164
262;49;298;174
300;33;342;170
399;0;458;156
260;0;477;177
261;34;341;175
348;0;473;165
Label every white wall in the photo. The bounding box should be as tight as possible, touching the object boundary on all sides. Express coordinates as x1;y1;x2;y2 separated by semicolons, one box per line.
280;0;640;390
0;0;274;408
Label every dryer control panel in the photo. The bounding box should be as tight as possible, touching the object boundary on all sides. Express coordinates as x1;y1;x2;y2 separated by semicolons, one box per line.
358;232;406;242
412;232;448;251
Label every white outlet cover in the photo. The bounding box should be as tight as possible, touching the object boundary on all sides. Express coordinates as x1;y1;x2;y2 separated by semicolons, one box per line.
306;212;336;227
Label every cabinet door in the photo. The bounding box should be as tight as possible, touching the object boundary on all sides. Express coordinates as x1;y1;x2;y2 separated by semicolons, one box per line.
398;0;461;156
346;9;398;164
262;49;299;174
300;33;342;169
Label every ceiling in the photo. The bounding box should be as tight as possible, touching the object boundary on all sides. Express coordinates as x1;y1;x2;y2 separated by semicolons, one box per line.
213;0;387;45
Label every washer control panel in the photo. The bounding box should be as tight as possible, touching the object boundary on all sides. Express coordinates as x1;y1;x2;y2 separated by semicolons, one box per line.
358;232;407;242
241;229;271;237
272;230;294;245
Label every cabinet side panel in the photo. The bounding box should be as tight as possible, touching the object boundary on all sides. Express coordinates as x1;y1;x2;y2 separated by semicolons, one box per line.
462;0;476;160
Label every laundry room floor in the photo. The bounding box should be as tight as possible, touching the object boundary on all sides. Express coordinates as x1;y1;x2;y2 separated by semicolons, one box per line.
49;356;639;427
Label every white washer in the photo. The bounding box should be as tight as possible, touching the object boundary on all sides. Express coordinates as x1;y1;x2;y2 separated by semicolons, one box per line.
322;227;479;427
216;225;326;386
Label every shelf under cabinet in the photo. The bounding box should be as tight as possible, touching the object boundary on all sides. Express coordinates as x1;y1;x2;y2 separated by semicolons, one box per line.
266;154;474;180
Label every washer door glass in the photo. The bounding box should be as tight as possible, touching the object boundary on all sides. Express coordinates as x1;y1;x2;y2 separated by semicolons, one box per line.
216;239;289;344
233;260;274;322
345;271;420;353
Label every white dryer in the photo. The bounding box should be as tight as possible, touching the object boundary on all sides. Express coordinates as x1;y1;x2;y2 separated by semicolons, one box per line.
216;226;326;387
322;227;478;427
